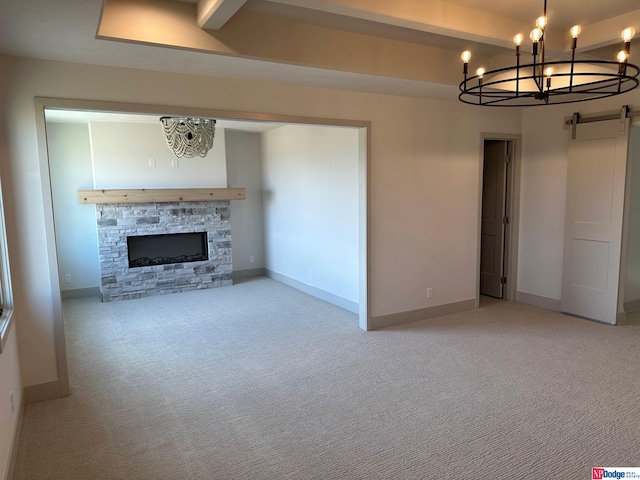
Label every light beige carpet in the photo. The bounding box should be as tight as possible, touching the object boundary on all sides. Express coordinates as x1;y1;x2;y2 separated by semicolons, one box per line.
12;277;640;479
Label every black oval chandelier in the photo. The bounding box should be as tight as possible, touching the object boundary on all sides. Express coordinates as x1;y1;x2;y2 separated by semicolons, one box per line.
459;0;640;106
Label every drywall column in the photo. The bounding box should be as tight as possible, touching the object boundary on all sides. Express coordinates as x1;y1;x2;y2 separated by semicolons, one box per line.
225;130;266;277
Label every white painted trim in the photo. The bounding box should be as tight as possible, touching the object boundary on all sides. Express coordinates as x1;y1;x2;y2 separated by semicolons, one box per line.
370;299;475;330
358;126;370;330
0;309;14;354
34;99;70;398
0;173;15;354
5;394;23;480
266;269;359;314
516;291;562;311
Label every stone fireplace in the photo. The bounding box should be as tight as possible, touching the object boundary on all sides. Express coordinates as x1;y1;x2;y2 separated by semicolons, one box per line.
95;200;233;302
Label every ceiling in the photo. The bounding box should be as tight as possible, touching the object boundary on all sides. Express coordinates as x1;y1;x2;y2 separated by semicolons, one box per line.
1;0;640;100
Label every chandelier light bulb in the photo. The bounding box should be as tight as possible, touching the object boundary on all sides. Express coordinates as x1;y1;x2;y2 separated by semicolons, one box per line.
544;67;553;77
618;50;629;62
536;16;547;29
461;50;472;63
513;33;523;46
476;67;485;78
530;28;543;42
622;27;636;42
570;25;582;39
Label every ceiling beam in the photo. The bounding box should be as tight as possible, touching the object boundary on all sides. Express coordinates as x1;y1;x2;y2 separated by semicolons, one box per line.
197;0;247;30
98;0;488;87
262;0;552;50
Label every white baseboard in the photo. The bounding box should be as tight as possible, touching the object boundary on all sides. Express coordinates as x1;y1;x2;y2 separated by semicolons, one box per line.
516;291;561;311
265;269;358;314
233;268;266;281
624;298;640;313
370;299;476;330
23;380;62;405
61;287;100;299
6;394;24;480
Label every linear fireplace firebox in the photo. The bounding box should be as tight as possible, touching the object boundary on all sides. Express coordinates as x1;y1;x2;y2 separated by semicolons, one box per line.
127;232;208;268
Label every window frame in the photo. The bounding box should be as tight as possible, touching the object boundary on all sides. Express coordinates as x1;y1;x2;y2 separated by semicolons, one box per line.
0;175;14;354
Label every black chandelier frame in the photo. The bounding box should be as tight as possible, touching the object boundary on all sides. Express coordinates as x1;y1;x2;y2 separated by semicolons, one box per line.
459;60;640;107
459;0;640;107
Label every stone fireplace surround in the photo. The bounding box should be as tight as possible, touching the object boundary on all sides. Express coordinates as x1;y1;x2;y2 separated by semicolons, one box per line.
96;200;232;302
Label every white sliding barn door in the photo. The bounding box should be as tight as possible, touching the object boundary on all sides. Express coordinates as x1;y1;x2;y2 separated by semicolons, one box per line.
561;119;629;324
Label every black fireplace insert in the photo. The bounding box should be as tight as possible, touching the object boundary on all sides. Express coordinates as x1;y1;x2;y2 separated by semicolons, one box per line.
127;232;208;268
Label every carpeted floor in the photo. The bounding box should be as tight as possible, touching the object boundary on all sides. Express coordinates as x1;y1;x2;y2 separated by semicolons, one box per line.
12;277;640;479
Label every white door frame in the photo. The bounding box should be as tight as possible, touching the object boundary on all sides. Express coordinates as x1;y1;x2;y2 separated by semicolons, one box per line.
476;133;522;308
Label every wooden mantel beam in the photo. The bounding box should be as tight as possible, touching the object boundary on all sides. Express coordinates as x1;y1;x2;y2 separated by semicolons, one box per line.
78;188;246;204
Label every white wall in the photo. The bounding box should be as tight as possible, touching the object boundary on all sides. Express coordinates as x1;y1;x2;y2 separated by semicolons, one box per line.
225;130;265;273
518;90;640;303
47;122;100;291
261;124;359;304
0;55;21;479
0;56;523;391
0;327;21;480
89;121;227;188
624;127;640;306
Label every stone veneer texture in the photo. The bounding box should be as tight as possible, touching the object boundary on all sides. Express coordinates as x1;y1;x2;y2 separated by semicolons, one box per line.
96;201;232;302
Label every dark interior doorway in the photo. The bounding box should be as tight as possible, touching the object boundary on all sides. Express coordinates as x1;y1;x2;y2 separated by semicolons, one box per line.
480;140;512;299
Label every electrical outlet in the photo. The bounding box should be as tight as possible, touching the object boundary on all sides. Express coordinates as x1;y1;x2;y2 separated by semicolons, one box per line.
148;158;156;168
427;288;433;299
172;158;179;168
308;270;313;280
64;273;72;284
9;391;14;413
249;255;255;264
